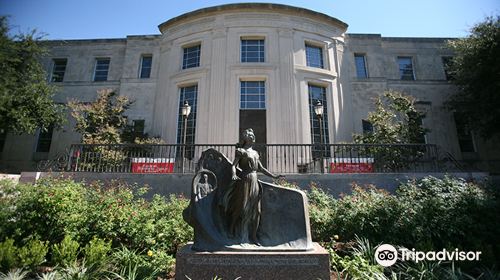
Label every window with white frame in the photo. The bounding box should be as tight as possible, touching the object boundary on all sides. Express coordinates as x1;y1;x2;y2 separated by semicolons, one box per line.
139;55;152;78
182;45;201;69
241;39;265;62
354;54;368;78
93;58;110;81
305;44;324;68
398;56;415;80
51;58;67;82
240;81;266;110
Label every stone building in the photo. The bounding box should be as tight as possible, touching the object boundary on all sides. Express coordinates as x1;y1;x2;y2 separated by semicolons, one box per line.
0;3;498;173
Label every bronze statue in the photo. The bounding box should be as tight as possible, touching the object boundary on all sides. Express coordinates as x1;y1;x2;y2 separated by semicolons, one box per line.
226;128;282;244
183;128;313;251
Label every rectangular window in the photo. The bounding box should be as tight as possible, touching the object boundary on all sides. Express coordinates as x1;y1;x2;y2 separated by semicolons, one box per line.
308;85;330;158
362;119;373;134
93;58;110;82
176;85;198;159
51;58;67;82
182;45;201;69
0;130;6;153
139;55;152;78
133;119;145;139
398;56;415;80
241;39;264;63
354;54;368;78
305;44;324;68
442;56;454;80
36;126;54;153
240;81;265;110
454;113;475;153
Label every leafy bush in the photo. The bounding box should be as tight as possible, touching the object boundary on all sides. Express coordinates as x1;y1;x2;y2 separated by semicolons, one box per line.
0;177;191;276
0;238;18;271
307;175;500;273
17;239;48;269
52;235;80;267
307;184;336;241
83;237;111;267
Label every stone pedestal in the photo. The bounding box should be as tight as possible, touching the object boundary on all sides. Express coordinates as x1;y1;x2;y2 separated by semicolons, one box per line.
175;243;330;280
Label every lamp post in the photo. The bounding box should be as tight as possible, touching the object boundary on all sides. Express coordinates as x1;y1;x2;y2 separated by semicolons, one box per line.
181;100;191;173
314;100;324;173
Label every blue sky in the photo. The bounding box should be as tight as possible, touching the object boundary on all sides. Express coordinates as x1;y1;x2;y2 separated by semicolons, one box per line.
1;0;498;39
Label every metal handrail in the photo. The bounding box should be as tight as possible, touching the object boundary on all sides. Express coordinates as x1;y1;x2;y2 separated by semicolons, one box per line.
60;143;440;174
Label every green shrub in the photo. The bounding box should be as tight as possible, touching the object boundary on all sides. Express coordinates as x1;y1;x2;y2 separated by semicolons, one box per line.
52;235;80;267
326;238;385;279
0;238;18;271
83;237;111;267
0;178;88;245
306;184;336;241
307;176;500;271
17;239;48;269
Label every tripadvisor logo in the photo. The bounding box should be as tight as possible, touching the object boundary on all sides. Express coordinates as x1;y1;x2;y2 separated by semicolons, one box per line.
374;244;482;267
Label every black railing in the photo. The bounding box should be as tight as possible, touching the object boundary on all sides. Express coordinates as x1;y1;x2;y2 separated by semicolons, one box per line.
65;143;440;174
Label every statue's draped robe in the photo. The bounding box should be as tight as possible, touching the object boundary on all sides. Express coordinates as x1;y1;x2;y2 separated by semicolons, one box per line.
183;149;313;251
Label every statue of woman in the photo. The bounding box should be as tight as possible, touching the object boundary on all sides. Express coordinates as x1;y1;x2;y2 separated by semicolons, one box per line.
227;128;282;244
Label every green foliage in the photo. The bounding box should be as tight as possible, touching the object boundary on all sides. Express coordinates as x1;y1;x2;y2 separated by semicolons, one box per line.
0;178;191;277
0;16;65;134
307;175;500;272
68;89;131;145
0;268;28;280
306;184;336;241
52;236;80;267
352;90;428;171
109;246;160;280
82;237;111;267
17;239;48;269
446;15;500;139
0;238;18;271
327;238;385;279
353;90;427;145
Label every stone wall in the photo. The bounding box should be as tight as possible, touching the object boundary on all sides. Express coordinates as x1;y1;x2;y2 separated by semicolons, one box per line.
21;172;489;198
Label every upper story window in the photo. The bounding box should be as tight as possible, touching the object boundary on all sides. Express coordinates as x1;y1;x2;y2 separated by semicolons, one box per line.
139;55;152;78
442;56;454;80
182;45;201;69
241;39;264;63
398;56;415;80
354;54;368;78
305;44;324;68
240;81;266;110
93;58;110;82
50;58;67;82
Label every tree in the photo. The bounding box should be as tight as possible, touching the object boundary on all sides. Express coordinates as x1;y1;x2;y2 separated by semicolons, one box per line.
352;90;428;171
69;89;165;171
0;16;64;134
68;89;131;144
353;90;427;144
446;16;500;140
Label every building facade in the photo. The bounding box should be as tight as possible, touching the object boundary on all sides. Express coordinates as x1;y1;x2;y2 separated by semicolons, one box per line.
1;3;498;173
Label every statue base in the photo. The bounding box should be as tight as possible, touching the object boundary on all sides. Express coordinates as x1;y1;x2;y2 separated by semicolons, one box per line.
175;242;330;280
